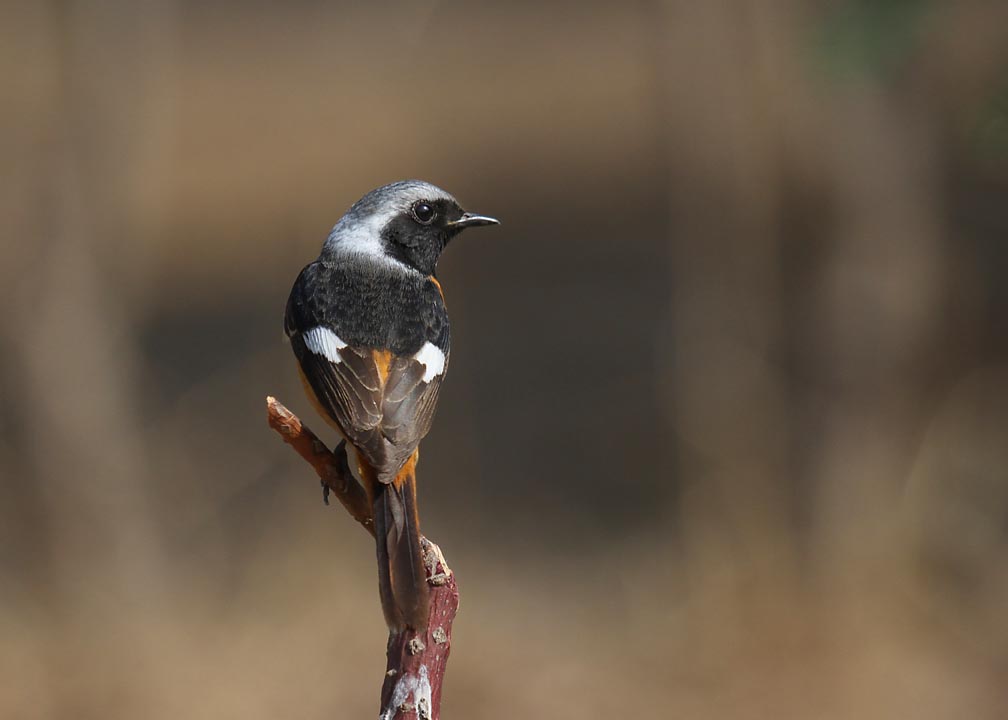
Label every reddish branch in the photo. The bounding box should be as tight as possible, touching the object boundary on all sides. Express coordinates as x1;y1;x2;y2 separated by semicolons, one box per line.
267;396;373;535
267;396;460;720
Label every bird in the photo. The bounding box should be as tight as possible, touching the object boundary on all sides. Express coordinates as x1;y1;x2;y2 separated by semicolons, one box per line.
284;180;498;631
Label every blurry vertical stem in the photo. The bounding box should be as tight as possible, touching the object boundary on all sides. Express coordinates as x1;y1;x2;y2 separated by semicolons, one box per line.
20;0;174;608
644;0;798;623
11;1;178;712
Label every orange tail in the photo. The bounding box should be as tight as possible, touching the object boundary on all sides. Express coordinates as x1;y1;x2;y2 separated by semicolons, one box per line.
371;456;429;631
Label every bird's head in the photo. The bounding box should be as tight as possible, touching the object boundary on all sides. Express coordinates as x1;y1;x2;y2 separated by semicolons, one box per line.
324;180;499;275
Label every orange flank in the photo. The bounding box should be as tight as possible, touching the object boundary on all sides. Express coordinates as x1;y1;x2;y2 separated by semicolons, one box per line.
391;450;419;491
429;275;445;303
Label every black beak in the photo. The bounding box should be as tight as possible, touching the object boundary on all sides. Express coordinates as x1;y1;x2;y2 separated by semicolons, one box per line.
447;212;500;229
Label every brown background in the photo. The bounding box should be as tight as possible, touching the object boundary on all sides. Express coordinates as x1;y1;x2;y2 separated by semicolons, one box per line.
3;1;1008;717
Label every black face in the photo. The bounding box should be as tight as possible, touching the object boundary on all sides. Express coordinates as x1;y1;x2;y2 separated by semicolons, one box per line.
380;198;469;275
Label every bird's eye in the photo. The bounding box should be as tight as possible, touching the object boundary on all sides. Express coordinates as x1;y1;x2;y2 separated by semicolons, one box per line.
411;201;436;224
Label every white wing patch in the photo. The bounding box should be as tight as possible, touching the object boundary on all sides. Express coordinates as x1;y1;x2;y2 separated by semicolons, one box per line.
304;327;444;381
303;326;347;363
414;341;446;383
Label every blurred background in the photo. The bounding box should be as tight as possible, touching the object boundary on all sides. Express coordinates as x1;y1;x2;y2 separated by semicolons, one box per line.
3;1;1008;717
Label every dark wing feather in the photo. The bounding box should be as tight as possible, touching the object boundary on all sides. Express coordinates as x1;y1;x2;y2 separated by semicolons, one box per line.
382;355;444;454
292;337;446;482
293;341;388;466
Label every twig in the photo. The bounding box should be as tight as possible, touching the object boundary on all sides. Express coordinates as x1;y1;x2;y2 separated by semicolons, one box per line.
266;396;460;720
266;396;373;536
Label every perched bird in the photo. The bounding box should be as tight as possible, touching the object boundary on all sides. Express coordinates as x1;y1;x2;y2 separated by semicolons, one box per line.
284;180;498;630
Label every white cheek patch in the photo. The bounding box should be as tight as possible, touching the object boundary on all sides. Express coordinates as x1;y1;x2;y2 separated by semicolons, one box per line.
326;209;397;260
302;326;347;363
413;341;446;383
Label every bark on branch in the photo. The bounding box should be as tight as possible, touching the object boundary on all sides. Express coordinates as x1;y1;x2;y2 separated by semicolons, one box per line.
266;396;460;720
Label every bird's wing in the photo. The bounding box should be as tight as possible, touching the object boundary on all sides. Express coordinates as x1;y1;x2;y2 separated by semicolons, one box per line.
380;351;446;464
294;338;386;459
289;325;447;480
